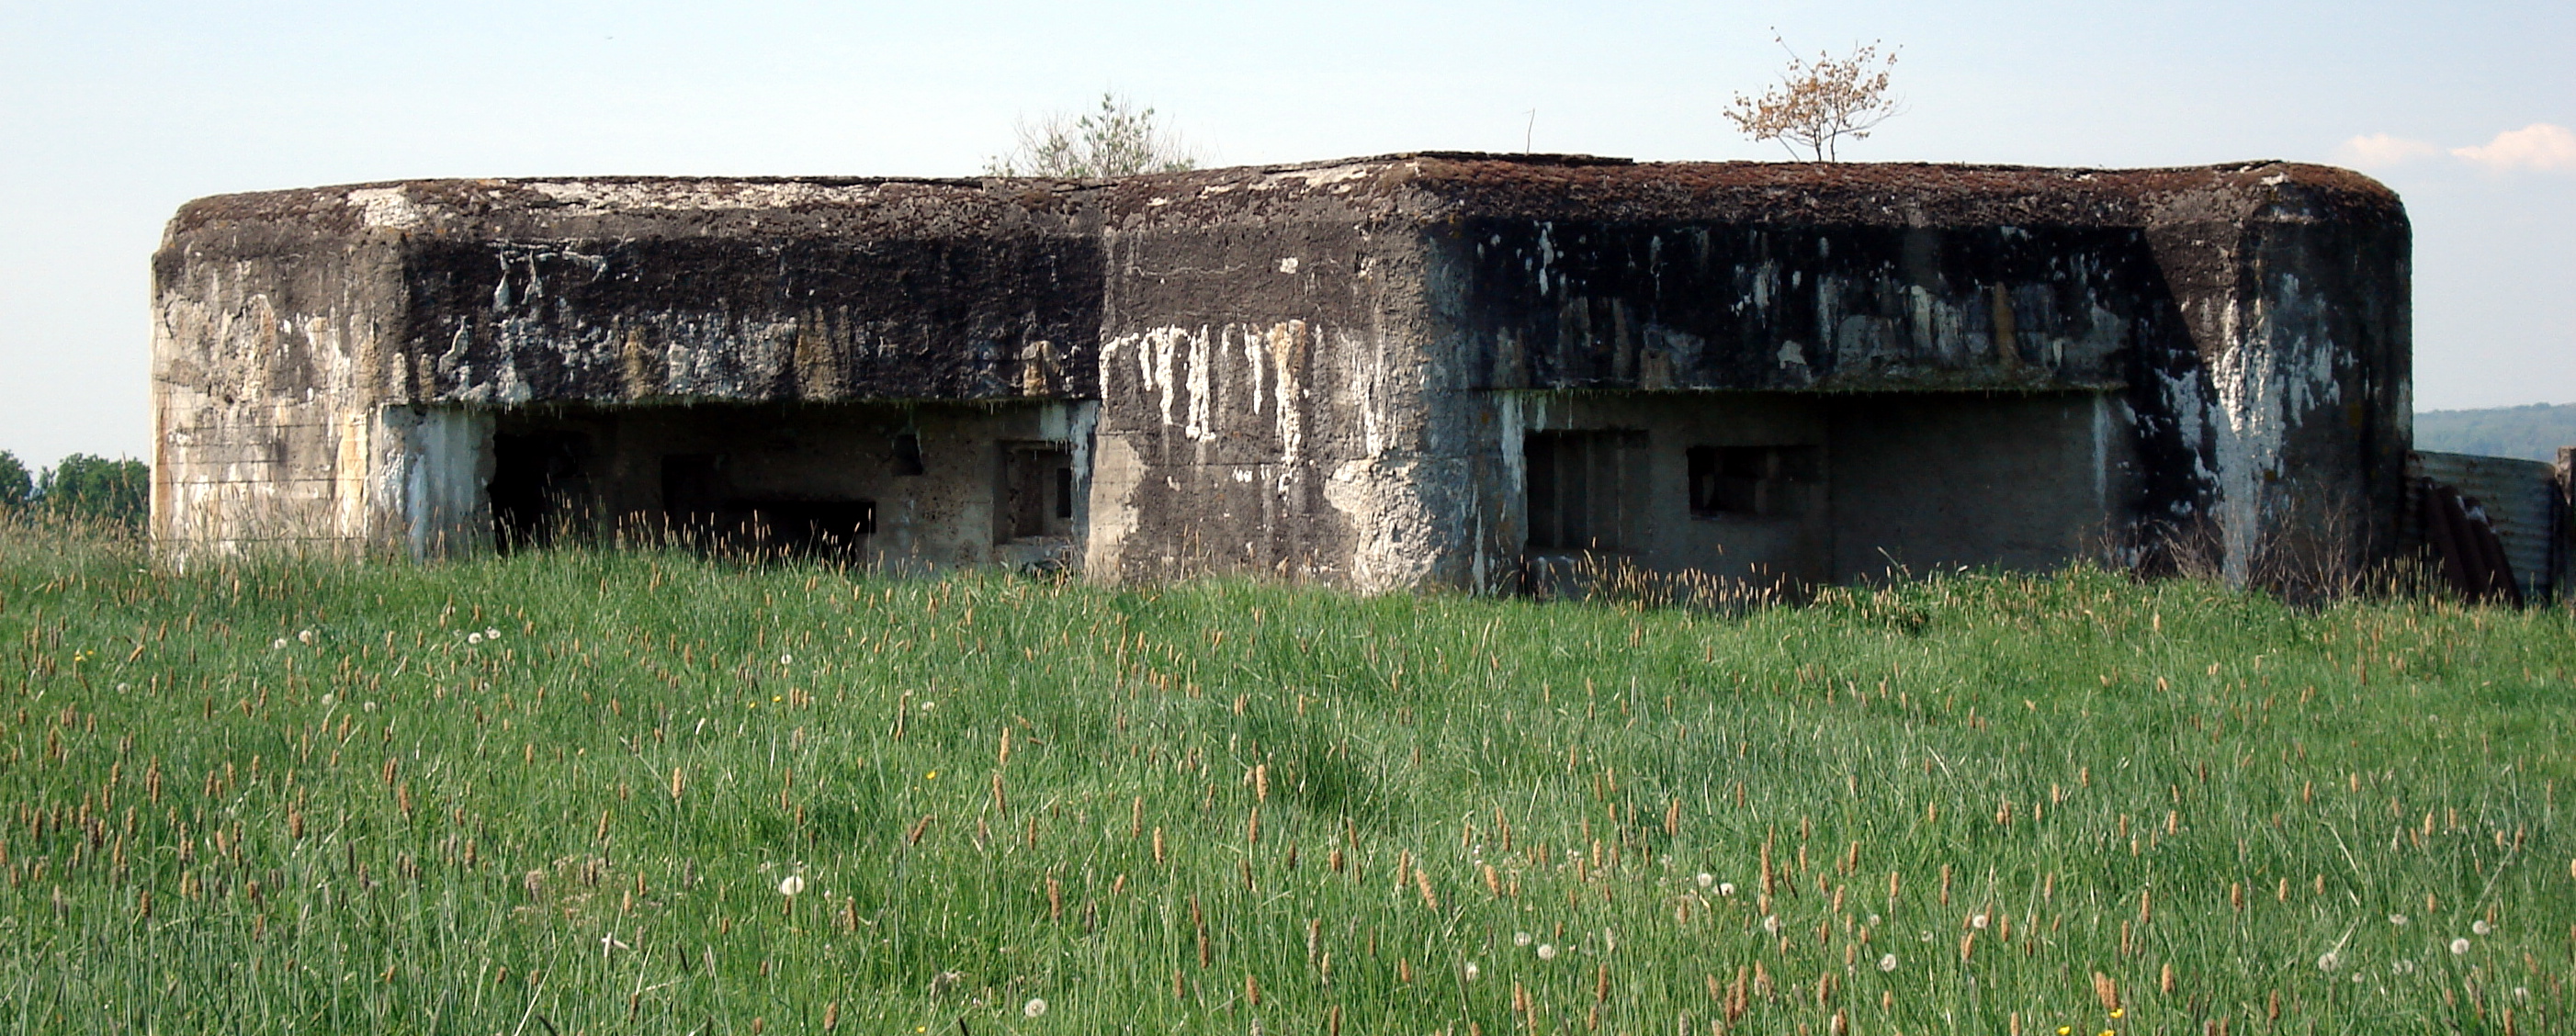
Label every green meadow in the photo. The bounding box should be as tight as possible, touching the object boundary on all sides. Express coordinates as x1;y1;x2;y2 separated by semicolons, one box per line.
2;521;2571;1035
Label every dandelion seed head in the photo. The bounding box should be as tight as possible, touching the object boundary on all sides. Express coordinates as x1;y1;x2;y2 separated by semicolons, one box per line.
1971;913;1989;929
2450;938;2471;955
1022;998;1047;1019
1877;953;1897;973
1514;931;1531;947
116;682;130;693
1463;962;1481;982
2389;914;2408;926
2471;919;2492;936
778;874;806;896
1762;915;1781;934
298;629;315;645
1536;943;1557;961
1695;873;1713;889
272;638;288;650
362;701;377;713
485;627;500;640
467;632;484;645
920;701;937;712
780;654;793;666
2391;960;2415;974
2317;952;2341;972
320;693;334;706
1717;882;1736;897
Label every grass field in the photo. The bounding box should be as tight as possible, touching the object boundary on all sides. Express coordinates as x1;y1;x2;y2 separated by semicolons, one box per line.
3;523;2572;1036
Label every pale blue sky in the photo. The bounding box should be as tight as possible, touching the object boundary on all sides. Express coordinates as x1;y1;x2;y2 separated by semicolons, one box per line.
4;0;2569;467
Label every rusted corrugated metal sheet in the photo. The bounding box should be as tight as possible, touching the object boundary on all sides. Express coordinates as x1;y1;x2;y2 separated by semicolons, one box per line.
2413;451;2561;601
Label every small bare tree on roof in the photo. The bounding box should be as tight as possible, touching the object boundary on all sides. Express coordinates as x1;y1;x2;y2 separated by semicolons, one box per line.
1723;37;1902;162
985;93;1199;178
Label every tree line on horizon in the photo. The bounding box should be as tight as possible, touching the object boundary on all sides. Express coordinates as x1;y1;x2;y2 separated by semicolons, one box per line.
0;450;148;528
2412;402;2576;463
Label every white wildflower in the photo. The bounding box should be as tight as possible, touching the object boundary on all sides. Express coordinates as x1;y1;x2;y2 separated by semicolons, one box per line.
1717;882;1736;897
485;627;501;640
1762;915;1781;935
1536;943;1558;961
1514;931;1531;947
320;693;334;707
2449;938;2471;955
272;638;288;650
1022;998;1047;1019
2318;951;2341;972
1877;953;1898;973
1696;873;1714;889
2391;960;2415;974
1464;962;1481;982
2389;913;2408;926
2472;919;2492;936
467;632;484;645
778;874;806;896
298;629;315;645
1970;913;1989;930
362;701;377;712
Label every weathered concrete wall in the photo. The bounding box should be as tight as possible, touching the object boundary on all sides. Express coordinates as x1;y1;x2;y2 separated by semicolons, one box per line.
1085;163;1455;590
152;201;407;554
2180;199;2413;581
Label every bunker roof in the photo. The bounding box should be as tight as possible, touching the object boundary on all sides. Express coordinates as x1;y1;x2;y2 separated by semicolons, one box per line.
166;153;2401;245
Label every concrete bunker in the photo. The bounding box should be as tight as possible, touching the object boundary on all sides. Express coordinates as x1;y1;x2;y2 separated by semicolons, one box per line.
152;154;2416;596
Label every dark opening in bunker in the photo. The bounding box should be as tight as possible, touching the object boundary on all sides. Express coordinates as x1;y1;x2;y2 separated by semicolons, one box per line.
1689;445;1821;519
490;430;592;552
475;400;1086;567
891;433;926;477
1000;443;1076;542
1524;430;1646;553
661;454;723;531
657;452;876;552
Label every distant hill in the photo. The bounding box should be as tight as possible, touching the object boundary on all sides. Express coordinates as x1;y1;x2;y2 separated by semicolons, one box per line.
2414;403;2576;462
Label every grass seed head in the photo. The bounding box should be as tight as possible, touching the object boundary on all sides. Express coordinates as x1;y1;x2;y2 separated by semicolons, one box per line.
2092;972;2120;1012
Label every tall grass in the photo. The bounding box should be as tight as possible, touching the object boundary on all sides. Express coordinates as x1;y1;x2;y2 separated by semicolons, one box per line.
2;519;2571;1035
